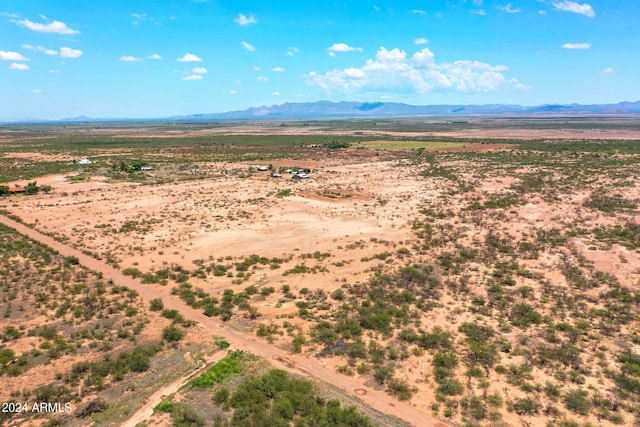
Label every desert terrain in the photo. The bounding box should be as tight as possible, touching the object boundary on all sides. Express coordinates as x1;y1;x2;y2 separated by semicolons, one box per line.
1;117;639;427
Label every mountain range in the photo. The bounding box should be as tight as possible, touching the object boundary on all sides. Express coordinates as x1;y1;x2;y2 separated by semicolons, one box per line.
3;100;640;123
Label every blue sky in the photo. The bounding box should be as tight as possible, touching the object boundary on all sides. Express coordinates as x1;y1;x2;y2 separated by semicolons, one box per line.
1;1;637;119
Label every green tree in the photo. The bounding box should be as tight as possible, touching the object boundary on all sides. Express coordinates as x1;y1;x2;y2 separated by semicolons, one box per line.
25;181;39;195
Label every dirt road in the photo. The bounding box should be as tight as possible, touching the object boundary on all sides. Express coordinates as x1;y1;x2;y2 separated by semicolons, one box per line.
122;351;227;427
0;215;447;427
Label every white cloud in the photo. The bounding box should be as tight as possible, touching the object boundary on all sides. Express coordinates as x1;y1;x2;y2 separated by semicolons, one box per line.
287;47;300;56
257;76;269;82
10;63;30;70
414;38;429;45
131;13;152;25
177;53;202;62
562;42;591;49
0;50;29;61
412;9;426;15
472;9;487;15
271;91;281;96
235;13;257;25
120;55;140;62
17;19;79;34
192;67;208;74
60;47;83;58
305;46;522;96
147;53;162;60
241;41;256;51
498;3;521;13
553;1;595;17
229;89;238;95
48;69;59;73
182;74;203;80
603;67;614;74
253;66;261;71
272;67;284;72
328;43;363;53
32;89;42;93
538;10;547;15
23;45;57;55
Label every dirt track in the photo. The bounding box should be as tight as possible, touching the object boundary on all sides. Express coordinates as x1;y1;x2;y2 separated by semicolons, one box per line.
122;351;227;427
0;214;447;427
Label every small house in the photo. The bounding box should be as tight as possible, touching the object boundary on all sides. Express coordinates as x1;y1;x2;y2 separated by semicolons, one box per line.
78;158;92;165
9;186;26;194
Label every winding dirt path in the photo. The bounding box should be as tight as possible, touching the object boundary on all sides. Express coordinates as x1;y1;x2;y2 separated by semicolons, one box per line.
122;352;227;427
0;215;447;427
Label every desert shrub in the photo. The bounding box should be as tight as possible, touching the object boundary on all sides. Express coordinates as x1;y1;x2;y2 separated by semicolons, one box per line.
373;364;395;384
331;288;346;301
213;387;230;405
584;193;637;213
462;396;488;420
229;369;374;426
292;334;306;353
434;351;459;369
311;321;338;345
260;286;275;296
149;298;164;311
512;397;539;415
32;384;71;402
0;348;16;366
564;389;591;415
122;268;143;278
170;403;205;427
387;377;413;400
418;328;452;350
436;378;464;396
162;325;185;342
191;352;244;388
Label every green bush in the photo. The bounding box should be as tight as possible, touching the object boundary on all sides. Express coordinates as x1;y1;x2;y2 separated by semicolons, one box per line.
162;325;185;342
122;268;143;278
436;378;464;396
149;298;164;311
564;389;591;415
510;303;542;328
512;397;539;415
228;369;374;426
190;352;244;388
213;387;230;405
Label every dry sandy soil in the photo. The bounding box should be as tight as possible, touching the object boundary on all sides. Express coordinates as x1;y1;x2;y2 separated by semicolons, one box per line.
1;121;640;427
7;159;423;297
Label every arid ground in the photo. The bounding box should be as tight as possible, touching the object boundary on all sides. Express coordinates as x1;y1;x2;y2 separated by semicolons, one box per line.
1;117;639;427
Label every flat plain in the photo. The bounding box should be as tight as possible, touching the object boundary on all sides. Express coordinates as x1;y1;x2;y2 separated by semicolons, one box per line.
1;116;639;427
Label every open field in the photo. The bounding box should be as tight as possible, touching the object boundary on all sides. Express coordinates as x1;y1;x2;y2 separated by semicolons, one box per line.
1;117;640;426
357;141;465;150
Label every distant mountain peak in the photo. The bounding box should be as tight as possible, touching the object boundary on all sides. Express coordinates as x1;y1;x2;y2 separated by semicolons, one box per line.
2;100;640;123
